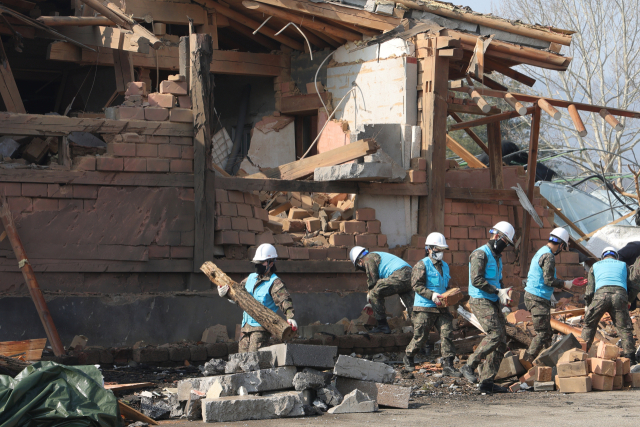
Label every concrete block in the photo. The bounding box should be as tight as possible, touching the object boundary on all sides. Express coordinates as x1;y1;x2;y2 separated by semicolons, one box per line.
298;323;344;340
293;368;328;391
168;346;190;361
133;346;169;363
557;360;589;378
170;108;194;123
259;343;337;369
589;358;616;377
363;149;407;182
596;341;620;360
148;92;176;108
335;377;409;408
201;391;306;422
327;389;378;414
557;376;591;393
589;373;614;391
534;333;581;367
313;162;392;182
225;351;275;373
374;2;394;15
333;355;394;384
495;355;526;380
534;381;555;391
317;384;343;406
190;345;208;361
201;358;227;375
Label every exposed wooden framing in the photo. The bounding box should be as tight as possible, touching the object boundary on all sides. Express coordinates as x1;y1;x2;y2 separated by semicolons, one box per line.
0;23;35;38
546;200;586;238
47;41;82;62
0;112;193;136
227;18;280;50
450;86;640;118
484;57;535;87
1;0;35;12
120;0;206;25
323;16;378;37
56;26;150;54
599;109;624;131
448;111;489;154
576;210;636;243
446;103;501;116
568;104;587;137
203;0;304;51
467;87;490;113
448;106;534;131
419;35;449;234
196;12;219;50
306;28;340;48
538;98;561;120
445;134;486;168
113;32;135;94
247;139;378;180
487;121;503;189
215;176;429;195
504;93;527;116
0;170;194;187
37;16;116;26
520;104;541;276
252;0;398;31
242;1;361;41
469;72;507;91
191;33;215;272
0;196;65;357
0;38;26;114
281;92;331;114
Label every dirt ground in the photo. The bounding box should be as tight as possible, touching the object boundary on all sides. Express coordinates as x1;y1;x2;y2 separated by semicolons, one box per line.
158;389;640;427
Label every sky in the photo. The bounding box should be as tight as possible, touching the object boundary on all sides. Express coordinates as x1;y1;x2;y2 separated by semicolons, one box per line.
456;0;494;14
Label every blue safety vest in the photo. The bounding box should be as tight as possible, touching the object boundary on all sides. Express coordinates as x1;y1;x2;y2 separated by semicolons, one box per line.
241;273;279;327
468;244;502;302
593;259;627;291
414;257;450;308
525;246;556;300
375;252;411;279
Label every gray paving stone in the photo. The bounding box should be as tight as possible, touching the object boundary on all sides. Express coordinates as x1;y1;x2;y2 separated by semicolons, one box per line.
333;355;395;384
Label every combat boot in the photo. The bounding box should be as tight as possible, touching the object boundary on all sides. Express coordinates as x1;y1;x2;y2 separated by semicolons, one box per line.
403;354;415;370
625;353;637;366
460;364;478;383
479;381;508;394
370;319;391;334
442;356;462;378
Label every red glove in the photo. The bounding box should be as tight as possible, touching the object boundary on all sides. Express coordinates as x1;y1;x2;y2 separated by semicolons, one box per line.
572;277;587;287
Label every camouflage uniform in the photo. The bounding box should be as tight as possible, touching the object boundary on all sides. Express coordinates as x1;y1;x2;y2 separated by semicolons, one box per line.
405;259;456;358
524;251;565;359
363;253;414;321
234;273;295;353
581;264;636;356
466;244;507;384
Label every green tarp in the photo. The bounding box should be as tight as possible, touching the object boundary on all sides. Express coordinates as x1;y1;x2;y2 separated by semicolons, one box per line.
0;361;123;427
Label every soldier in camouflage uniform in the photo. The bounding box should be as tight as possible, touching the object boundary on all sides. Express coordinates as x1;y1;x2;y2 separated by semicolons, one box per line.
582;247;638;364
404;232;461;377
218;244;297;353
460;222;515;394
350;246;413;334
523;228;579;363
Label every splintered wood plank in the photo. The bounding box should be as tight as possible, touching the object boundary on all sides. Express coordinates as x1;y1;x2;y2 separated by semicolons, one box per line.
55;26;150;53
0;38;25;114
105;382;154;391
445;134;486;169
118;401;159;425
210;50;287;76
0;338;47;360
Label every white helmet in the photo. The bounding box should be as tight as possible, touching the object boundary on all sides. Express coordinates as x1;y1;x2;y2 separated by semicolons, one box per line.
425;232;448;249
349;246;368;265
549;227;570;247
601;246;619;259
490;221;515;245
252;243;278;263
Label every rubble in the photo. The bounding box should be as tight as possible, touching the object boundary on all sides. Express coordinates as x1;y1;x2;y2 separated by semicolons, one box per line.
201;391;307;422
259;343;337;369
225;351;275;373
335;377;410;409
292;368;329;391
200;359;227;376
333;355;395;384
196;366;297;398
316;385;344;406
327;389;378;414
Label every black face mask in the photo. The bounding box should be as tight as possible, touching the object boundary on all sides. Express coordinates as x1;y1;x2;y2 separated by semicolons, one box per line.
254;263;268;275
356;262;366;272
491;239;508;254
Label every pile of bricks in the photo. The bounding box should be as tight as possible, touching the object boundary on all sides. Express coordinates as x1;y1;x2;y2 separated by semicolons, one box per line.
214;189;269;253
108;78;194;123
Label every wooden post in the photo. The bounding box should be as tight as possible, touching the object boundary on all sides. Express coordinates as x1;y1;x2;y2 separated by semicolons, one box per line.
191;33;215;271
0;196;65;356
58;136;71;169
520;104;541;276
201;262;295;341
487;121;503;189
0;38;26;113
418;35;449;235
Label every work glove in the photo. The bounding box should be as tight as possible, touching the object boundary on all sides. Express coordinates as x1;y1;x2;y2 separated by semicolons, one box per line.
287;319;298;332
367;292;371;304
497;287;512;305
564;280;573;290
431;292;442;306
218;284;229;297
573;277;588;287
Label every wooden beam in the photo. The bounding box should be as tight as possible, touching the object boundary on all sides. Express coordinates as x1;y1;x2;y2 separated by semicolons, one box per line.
469;72;507;91
226;18;280;50
121;0;206;25
0;38;26;114
306;27;340;48
243;1;361;41
546;200;586;238
448;111;489;155
191;33;214;272
0;0;35;12
246;139;378;180
0;112;193;136
419;36;449;235
203;0;304;51
55;26;150;53
600;109;624;131
281;92;331;114
538;98;561;120
252;0;398;31
484;57;535;87
520;104;541;277
504;93;527;116
37;16;116;26
323;16;378;37
445;134;486;168
468;87;491;114
448;106;534;131
568;104;587;137
113;32;135;94
215;176;429;196
576;210;636;243
118;401;158;425
446;103;501;116
47;41;82;62
487;121;503;189
0;169;194;187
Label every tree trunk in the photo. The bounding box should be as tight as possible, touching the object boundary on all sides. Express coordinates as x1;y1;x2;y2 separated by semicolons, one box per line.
200;261;295;341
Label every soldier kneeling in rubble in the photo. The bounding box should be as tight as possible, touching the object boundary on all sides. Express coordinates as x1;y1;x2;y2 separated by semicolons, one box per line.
582;247;639;365
403;232;461;377
218;243;298;353
350;246;414;334
522;228;584;363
